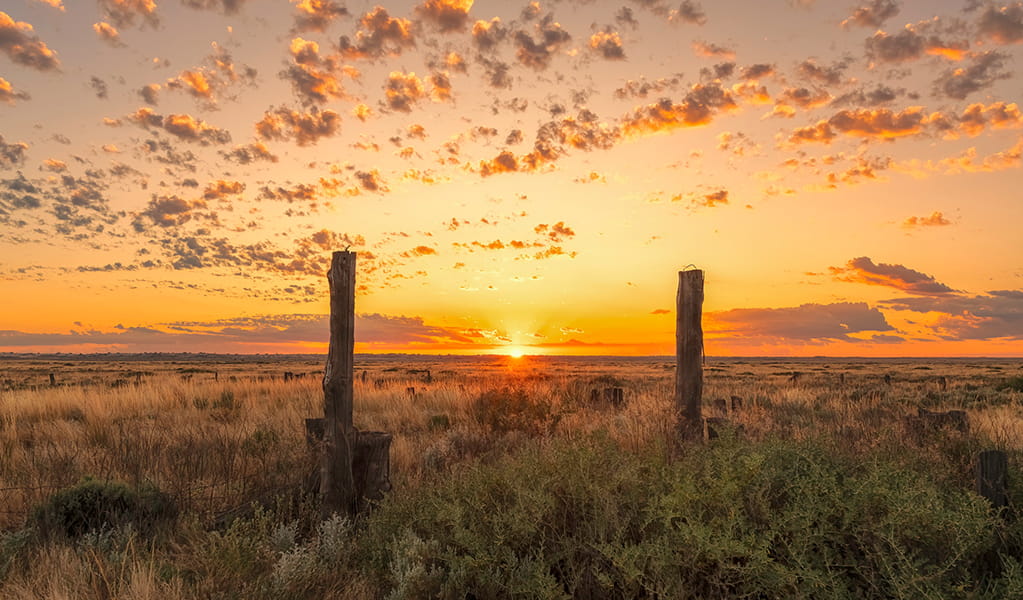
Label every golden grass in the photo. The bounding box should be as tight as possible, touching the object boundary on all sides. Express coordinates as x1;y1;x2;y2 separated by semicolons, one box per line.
0;356;1020;533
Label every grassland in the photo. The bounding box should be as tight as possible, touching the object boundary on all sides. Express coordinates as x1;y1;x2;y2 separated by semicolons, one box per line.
1;354;1022;598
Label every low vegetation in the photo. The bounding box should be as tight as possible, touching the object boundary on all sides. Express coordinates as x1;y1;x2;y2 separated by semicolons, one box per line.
1;356;1022;598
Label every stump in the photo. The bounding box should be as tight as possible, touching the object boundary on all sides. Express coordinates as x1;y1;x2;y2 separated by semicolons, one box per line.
976;450;1008;510
305;418;392;511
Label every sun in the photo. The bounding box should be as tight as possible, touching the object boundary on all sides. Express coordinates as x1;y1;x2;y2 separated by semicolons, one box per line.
506;347;527;358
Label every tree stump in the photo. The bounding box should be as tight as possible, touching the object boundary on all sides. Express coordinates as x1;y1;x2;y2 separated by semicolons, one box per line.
976;450;1008;510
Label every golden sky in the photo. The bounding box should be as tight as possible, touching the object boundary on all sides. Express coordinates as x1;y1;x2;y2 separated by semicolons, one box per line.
1;0;1022;356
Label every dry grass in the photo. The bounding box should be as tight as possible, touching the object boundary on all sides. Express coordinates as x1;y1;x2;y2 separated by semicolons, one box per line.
0;355;1021;597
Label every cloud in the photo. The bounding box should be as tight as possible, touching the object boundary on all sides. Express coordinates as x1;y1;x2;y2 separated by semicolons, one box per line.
35;0;64;9
902;211;952;228
339;7;415;60
134;195;209;229
92;22;123;46
830;256;957;295
622;82;738;135
613;76;682;99
956;101;1022;136
589;30;626;60
98;0;159;29
255;106;341;146
0;12;60;71
383;71;427;112
866;22;968;64
0;312;482;351
180;0;248;15
692;41;735;59
290;0;348;33
128;108;232;145
415;0;474;33
789;106;933;144
0;76;29;104
936;136;1023;173
741;63;775;80
514;14;572;70
138;83;159;104
797;59;846;85
202;180;245;201
472;17;506;50
428;71;453;102
841;0;899;29
707;302;894;342
878;290;1023;340
671;0;707;25
978;2;1023;45
0;135;28;168
534;221;575;241
220;141;279;164
932;51;1011;99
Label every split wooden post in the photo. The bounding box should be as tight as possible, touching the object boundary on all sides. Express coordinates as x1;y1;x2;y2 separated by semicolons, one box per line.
976;450;1008;511
320;251;357;518
675;269;704;440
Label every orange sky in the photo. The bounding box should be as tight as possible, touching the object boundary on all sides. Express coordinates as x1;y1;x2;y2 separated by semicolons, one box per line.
1;0;1022;356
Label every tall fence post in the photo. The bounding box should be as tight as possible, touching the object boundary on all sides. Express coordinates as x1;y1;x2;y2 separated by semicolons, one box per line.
675;269;704;440
320;251;357;518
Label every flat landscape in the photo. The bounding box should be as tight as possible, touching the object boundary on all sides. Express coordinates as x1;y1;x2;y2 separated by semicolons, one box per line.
2;354;1023;598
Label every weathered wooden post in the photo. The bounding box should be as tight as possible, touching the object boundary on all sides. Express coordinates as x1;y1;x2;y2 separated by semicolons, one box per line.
675;268;704;440
320;251;358;518
976;450;1008;510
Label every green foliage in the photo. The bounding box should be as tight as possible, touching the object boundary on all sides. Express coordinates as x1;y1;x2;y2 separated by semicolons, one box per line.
998;377;1023;393
30;478;175;540
364;437;1002;599
427;414;451;432
470;387;553;434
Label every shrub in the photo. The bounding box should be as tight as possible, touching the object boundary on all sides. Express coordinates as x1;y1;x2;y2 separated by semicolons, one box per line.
363;436;1001;599
998;377;1023;393
31;478;175;539
470;387;553;434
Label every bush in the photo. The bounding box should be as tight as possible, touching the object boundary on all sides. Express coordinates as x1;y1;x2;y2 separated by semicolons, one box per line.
470;387;553;434
31;478;175;539
363;436;1001;599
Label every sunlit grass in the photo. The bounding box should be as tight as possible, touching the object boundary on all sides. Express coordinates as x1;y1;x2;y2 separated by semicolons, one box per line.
0;356;1021;597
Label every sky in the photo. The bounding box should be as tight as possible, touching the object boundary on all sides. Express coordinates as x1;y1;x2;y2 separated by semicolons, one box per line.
0;0;1022;356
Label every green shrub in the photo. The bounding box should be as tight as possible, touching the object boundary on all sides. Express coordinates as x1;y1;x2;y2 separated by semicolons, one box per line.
363;436;1001;599
998;377;1023;393
31;478;175;539
470;387;553;434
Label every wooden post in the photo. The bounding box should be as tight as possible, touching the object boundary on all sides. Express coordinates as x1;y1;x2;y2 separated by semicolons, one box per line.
320;251;357;518
675;269;704;440
976;450;1008;510
49;373;56;386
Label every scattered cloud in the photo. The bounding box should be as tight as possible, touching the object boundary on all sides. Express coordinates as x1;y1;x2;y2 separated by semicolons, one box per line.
841;0;899;29
290;0;348;33
415;0;474;33
0;135;28;168
708;302;895;342
98;0;159;29
128;108;232;145
0;77;29;104
255;106;341;146
93;22;123;46
339;7;415;60
0;11;60;71
902;211;952;228
977;2;1023;45
829;256;957;295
